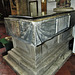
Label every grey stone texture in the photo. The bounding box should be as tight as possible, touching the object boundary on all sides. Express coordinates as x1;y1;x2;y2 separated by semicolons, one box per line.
4;28;73;75
4;13;73;75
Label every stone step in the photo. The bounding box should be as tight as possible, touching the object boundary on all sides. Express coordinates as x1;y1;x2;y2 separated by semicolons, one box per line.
3;55;28;75
14;47;35;62
12;40;68;68
36;40;69;64
43;50;72;75
37;44;69;75
14;40;68;67
7;43;69;75
11;48;36;69
3;50;72;75
8;51;35;75
36;41;69;67
10;43;67;71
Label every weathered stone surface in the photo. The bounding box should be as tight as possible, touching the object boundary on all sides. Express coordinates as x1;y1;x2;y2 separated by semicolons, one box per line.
4;13;73;75
4;28;73;75
3;55;28;75
4;50;72;75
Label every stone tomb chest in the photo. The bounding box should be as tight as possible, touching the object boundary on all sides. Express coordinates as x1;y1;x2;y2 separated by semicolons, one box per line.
4;11;73;75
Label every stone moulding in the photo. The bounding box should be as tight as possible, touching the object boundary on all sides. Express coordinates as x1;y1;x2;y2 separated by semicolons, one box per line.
4;14;70;46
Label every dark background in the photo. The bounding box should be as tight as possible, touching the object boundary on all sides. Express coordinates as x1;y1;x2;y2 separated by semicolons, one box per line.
0;0;11;18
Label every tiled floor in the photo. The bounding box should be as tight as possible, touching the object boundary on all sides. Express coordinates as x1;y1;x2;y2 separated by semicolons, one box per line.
55;54;75;75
